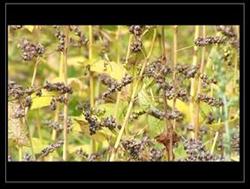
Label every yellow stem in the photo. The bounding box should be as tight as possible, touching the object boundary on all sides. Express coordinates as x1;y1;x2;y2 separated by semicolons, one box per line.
211;131;219;155
194;26;206;140
62;26;69;161
18;146;23;161
190;26;200;139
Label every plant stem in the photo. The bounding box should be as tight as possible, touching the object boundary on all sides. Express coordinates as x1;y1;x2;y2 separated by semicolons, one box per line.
172;25;178;129
125;35;133;65
62;26;69;161
109;28;157;161
109;59;148;161
31;58;40;86
88;25;97;153
18;146;23;161
89;26;95;108
114;26;121;120
190;26;200;139
223;96;231;161
233;26;239;93
194;26;206;140
22;57;40;160
211;131;219;155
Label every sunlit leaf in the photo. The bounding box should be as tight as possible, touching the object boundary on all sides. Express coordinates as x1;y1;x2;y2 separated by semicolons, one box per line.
90;60;126;81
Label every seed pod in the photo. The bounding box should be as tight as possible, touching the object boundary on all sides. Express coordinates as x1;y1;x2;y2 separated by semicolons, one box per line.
129;25;144;36
24;96;32;108
216;25;236;38
50;98;57;111
194;36;226;46
131;39;142;53
13;105;25;119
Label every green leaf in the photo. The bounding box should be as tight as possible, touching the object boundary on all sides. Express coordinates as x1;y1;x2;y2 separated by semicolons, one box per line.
138;89;153;109
146;115;164;138
174;143;188;159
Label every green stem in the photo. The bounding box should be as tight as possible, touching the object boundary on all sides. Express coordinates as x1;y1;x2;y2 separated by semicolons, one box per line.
62;26;69;161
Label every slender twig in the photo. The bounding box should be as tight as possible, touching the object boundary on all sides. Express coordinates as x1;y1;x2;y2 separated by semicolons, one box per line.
18;146;23;161
114;26;122;120
190;26;200;139
211;131;219;155
22;57;40;160
89;25;95;108
31;58;40;86
194;26;206;140
176;45;194;52
62;26;69;161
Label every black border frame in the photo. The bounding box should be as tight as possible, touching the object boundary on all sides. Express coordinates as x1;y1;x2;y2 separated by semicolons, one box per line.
2;2;246;183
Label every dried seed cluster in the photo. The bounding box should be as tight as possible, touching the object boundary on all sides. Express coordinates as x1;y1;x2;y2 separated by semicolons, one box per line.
182;138;224;161
100;74;117;88
13;105;25;119
44;81;73;94
194;36;226;46
149;148;164;161
129;25;145;36
83;104;120;135
100;116;121;130
216;26;239;49
131;38;143;53
8;81;26;99
44;119;72;132
144;60;172;82
197;93;223;107
200;74;217;88
121;135;153;160
54;28;66;51
148;108;183;121
18;39;45;61
8;81;35;101
102;74;133;99
36;140;64;159
165;86;188;102
23;153;32;161
75;148;108;161
129;110;146;121
206;112;215;124
176;64;200;78
69;25;88;47
216;26;236;38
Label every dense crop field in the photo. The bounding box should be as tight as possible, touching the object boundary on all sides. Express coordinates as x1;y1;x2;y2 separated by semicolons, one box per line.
8;25;239;161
